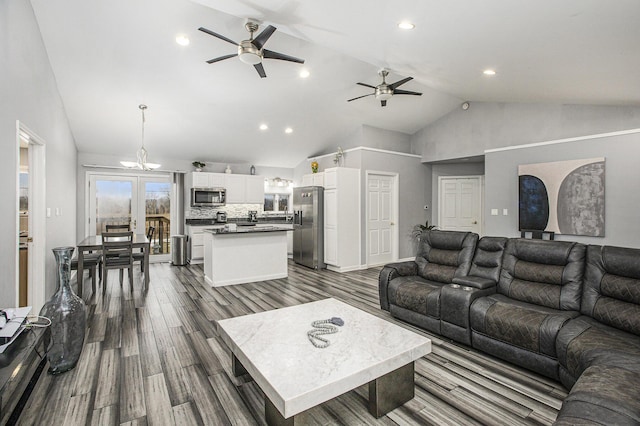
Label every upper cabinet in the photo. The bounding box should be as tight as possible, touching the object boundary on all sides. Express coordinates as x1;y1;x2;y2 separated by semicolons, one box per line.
188;172;264;204
301;172;324;187
188;172;225;188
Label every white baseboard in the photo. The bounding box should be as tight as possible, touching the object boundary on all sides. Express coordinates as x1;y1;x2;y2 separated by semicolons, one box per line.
396;257;415;263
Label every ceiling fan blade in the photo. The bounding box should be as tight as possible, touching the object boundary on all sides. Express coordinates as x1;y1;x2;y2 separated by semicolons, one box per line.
356;82;376;89
263;49;305;64
381;100;387;107
254;62;267;78
252;25;277;50
347;93;374;102
198;27;239;46
393;89;423;96
389;77;413;90
206;53;238;64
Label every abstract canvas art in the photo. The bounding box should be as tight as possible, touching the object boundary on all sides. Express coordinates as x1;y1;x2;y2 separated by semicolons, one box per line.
518;157;605;237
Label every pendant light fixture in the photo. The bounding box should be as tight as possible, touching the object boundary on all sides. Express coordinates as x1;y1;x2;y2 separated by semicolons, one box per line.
120;104;161;170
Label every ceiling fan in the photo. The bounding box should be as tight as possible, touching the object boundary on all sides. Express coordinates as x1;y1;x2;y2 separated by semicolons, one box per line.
347;70;422;107
198;21;305;78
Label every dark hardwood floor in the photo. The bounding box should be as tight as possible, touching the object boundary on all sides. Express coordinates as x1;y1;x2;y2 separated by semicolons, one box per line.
17;261;566;425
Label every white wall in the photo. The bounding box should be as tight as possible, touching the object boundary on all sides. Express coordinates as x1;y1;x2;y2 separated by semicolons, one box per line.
0;1;78;306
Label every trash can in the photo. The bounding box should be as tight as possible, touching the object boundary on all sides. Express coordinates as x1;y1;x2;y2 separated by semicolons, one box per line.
171;235;188;266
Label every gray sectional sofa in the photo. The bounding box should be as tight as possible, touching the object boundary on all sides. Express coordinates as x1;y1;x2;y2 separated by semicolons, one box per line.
379;230;640;425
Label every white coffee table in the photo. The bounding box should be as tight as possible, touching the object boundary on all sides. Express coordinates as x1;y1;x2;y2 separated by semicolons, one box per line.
217;298;432;425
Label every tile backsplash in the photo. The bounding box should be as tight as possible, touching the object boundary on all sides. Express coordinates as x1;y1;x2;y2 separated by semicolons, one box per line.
188;204;263;219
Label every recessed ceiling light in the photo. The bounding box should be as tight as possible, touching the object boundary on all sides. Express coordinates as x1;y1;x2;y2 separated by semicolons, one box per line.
398;21;415;30
299;69;310;78
259;123;268;131
176;35;190;46
285;127;293;134
483;69;496;76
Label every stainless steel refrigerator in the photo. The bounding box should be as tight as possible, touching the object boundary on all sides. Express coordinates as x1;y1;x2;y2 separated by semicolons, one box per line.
292;186;325;269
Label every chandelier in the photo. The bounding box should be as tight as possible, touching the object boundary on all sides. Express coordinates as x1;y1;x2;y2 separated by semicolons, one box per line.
120;104;160;170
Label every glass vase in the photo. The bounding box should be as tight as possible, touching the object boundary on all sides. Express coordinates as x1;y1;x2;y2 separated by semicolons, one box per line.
40;246;87;375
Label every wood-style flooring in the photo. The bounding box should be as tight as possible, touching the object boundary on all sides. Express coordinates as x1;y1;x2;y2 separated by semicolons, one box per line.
17;261;567;425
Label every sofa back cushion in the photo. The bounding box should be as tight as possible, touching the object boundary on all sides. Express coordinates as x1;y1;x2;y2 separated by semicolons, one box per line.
415;230;478;284
582;245;640;336
498;239;585;310
468;237;508;283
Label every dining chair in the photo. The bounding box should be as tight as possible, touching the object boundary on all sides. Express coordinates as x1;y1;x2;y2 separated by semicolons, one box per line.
133;226;154;273
105;223;130;232
71;251;101;296
102;231;134;290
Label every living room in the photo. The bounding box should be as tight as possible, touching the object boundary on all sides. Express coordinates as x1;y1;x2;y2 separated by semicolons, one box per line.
2;0;640;424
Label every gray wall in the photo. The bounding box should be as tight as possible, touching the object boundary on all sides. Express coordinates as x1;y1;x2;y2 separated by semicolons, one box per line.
359;150;431;261
485;130;640;247
412;102;640;162
1;1;78;306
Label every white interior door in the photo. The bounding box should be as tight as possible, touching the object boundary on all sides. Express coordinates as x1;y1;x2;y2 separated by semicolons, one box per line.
438;176;483;234
367;173;396;266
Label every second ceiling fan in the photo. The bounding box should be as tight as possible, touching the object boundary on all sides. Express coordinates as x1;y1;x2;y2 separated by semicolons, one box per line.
348;70;422;107
198;21;305;78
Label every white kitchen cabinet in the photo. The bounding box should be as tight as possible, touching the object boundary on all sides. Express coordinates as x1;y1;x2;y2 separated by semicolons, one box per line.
323;167;360;272
245;175;265;204
225;174;246;203
187;224;224;264
188;172;226;188
302;172;324;187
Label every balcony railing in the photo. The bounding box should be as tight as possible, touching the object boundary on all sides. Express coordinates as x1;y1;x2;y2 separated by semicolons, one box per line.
97;215;171;254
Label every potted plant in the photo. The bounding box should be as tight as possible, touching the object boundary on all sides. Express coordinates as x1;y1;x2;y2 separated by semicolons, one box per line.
411;220;437;242
192;161;206;172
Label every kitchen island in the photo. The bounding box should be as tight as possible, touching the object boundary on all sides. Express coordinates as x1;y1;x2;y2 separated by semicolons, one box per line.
203;226;292;287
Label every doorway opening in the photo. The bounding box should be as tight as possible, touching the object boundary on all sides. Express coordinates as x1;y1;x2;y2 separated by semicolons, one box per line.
365;171;399;267
87;173;173;262
16;121;46;311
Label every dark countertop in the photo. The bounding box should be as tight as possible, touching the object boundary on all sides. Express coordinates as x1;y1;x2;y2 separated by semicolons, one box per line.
186;216;292;226
204;225;292;234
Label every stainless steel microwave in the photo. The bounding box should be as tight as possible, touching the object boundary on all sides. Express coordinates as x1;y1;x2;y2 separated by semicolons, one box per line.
191;187;226;207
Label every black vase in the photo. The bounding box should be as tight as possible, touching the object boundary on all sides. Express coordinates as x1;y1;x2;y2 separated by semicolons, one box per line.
40;246;87;374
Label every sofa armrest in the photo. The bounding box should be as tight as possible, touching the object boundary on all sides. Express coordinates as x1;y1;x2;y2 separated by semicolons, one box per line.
378;261;417;311
452;275;497;289
384;261;418;277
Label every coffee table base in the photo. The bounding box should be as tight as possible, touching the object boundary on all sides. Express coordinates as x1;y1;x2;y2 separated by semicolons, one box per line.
232;354;415;425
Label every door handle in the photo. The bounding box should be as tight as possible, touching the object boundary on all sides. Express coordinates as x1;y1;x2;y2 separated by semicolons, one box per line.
390;222;395;226
472;220;478;224
27;237;33;243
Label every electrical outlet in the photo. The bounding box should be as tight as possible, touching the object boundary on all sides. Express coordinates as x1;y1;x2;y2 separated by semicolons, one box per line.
503;209;508;216
46;208;51;218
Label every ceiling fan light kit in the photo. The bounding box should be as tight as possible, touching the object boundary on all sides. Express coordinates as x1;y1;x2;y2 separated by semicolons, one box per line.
199;21;305;78
347;69;422;107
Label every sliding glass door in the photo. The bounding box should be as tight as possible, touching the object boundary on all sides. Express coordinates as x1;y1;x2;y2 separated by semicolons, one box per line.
88;173;172;261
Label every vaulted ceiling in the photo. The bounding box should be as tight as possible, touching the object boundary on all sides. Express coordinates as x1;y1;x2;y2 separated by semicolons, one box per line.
30;0;640;167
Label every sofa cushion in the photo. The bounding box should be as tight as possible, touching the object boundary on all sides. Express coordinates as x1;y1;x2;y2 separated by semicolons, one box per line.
466;236;508;284
471;294;578;358
555;363;640;425
389;276;442;318
582;245;640;336
556;315;640;380
498;239;585;310
414;230;478;284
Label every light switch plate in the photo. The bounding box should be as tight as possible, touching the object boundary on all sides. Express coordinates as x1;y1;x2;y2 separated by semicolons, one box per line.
46;208;51;218
503;209;508;216
491;209;498;216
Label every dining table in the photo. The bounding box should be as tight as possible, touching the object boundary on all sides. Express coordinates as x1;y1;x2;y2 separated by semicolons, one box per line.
76;233;150;297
